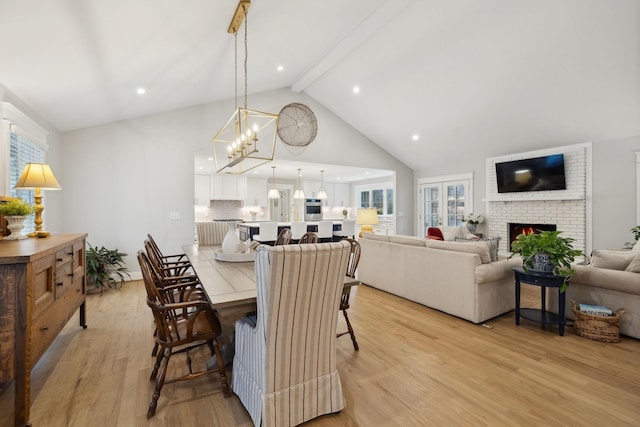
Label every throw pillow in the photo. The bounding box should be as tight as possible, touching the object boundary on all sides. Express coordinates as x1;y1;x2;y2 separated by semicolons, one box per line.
441;226;469;241
590;249;636;271
625;254;640;273
455;236;501;262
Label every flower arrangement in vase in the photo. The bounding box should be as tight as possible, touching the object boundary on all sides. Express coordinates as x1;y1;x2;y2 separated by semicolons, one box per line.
462;213;484;233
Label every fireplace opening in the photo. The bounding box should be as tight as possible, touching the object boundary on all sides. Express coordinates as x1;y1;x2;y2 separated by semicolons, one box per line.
508;223;557;247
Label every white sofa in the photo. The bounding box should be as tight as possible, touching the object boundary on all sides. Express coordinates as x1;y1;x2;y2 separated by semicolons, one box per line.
357;233;521;324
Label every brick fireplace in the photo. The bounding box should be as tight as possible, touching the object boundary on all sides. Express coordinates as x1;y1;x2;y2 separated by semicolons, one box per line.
485;143;591;256
509;222;557;245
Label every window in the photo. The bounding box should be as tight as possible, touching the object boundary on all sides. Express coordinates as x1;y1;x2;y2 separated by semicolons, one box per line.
10;133;45;234
2;102;49;234
356;182;394;216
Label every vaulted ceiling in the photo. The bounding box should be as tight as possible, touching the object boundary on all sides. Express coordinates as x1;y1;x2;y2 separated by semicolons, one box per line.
1;0;638;172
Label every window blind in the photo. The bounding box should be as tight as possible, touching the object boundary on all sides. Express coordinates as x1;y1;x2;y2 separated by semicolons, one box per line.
9;132;46;234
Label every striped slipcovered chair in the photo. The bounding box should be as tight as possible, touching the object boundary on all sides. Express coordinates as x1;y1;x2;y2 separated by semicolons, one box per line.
233;241;351;427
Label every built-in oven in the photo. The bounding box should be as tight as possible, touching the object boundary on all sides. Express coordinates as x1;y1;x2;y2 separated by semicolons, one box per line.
304;199;323;221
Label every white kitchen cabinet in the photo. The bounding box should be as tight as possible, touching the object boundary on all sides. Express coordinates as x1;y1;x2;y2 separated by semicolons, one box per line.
194;174;211;206
211;174;247;200
302;180;320;199
245;178;268;207
322;182;335;206
333;183;350;207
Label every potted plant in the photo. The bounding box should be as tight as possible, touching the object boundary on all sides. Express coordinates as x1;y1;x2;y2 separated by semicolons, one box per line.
509;230;583;291
86;243;130;294
0;198;34;240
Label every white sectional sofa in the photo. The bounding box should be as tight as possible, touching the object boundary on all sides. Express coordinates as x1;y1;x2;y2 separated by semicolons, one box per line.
357;233;521;324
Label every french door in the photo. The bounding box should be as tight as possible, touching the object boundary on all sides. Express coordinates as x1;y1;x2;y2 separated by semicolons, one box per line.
418;175;472;237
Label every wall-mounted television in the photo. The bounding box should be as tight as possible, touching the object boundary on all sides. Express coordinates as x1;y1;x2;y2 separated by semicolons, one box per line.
495;154;566;193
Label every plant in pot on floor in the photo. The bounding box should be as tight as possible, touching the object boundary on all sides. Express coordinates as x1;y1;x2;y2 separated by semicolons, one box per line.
509;230;583;291
86;243;130;294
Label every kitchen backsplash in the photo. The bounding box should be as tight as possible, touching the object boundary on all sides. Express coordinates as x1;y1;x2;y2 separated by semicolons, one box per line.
195;200;242;221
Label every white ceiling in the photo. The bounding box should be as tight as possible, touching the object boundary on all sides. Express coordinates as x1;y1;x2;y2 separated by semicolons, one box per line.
1;1;638;172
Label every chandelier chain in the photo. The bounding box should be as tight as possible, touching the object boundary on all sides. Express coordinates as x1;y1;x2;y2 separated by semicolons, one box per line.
234;31;238;112
244;8;248;110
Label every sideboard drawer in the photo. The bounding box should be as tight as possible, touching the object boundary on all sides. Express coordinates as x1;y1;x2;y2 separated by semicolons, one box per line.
55;260;74;297
55;246;74;267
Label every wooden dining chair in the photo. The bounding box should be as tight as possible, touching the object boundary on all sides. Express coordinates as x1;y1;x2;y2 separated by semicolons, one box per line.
274;227;292;245
233;242;351;427
298;231;318;244
146;234;193;276
337;237;361;350
137;251;230;419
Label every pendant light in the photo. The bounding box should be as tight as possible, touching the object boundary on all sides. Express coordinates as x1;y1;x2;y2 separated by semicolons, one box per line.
268;166;280;199
317;170;327;200
293;168;305;199
211;0;279;174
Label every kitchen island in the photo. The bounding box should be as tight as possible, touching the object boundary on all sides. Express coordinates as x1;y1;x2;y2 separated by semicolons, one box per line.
237;221;345;242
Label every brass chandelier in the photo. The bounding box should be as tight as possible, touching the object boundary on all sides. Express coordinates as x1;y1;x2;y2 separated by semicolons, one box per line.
212;0;279;174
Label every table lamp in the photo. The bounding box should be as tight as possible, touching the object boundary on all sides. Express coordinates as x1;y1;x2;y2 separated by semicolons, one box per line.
14;162;62;237
356;208;379;238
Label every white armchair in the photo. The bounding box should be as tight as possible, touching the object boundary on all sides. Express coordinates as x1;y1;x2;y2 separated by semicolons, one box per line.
233;241;351;427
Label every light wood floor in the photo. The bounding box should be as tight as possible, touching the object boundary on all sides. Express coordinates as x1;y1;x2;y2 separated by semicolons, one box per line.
1;281;639;427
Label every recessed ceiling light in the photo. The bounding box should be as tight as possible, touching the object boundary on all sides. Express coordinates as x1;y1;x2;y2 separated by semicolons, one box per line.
412;134;420;141
277;65;284;72
352;86;360;94
207;157;213;161
136;87;146;95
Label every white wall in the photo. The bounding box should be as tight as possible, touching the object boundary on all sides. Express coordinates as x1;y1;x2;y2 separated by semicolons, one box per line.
60;88;414;272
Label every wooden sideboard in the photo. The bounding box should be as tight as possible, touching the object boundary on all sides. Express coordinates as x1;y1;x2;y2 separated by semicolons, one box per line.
0;233;87;427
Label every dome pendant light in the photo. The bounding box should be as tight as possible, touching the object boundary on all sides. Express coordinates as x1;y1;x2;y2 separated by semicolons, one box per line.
268;166;280;199
317;170;327;200
293;169;305;199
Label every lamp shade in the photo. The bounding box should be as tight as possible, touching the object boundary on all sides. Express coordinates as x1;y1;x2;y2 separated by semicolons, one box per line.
14;163;62;190
356;208;379;225
268;188;280;199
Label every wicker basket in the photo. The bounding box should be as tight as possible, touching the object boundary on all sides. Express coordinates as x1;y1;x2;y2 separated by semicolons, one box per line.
571;301;625;343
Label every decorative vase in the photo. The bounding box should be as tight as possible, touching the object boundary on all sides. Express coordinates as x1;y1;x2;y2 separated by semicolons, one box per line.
4;215;28;240
251;215;257;221
466;223;477;233
221;222;243;253
527;253;554;273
